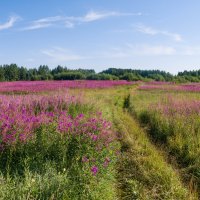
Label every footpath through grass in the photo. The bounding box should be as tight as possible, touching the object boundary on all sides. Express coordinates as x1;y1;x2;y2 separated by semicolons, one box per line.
83;86;194;199
132;89;200;197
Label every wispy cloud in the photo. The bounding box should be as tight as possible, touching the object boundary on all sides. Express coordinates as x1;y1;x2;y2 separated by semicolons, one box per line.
41;47;84;62
135;24;183;42
81;11;117;22
23;23;52;30
103;44;177;58
22;16;63;30
179;46;200;56
131;44;176;55
103;43;200;58
0;16;20;30
23;11;142;30
81;11;141;22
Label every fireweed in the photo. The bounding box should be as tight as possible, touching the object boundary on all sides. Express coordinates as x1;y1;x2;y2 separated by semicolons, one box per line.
0;94;118;179
139;82;200;92
0;80;133;93
138;95;200;192
150;96;200;116
143;96;200;144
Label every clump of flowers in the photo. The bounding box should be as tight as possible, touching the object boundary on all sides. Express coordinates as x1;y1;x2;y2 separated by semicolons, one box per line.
139;82;200;93
91;166;98;176
0;93;118;177
150;95;200;117
0;80;133;93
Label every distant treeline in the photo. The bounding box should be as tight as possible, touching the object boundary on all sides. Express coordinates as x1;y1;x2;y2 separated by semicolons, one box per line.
0;64;200;82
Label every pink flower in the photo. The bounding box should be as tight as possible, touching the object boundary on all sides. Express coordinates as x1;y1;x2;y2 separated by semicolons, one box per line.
91;135;98;141
91;166;98;176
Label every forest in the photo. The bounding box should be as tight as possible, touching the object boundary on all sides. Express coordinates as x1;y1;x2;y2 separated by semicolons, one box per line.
1;64;200;82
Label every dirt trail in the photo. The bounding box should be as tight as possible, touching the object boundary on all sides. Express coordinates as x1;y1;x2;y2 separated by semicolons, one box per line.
84;87;196;199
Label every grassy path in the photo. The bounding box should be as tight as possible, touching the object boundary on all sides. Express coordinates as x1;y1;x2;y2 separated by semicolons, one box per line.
113;109;193;199
83;86;196;199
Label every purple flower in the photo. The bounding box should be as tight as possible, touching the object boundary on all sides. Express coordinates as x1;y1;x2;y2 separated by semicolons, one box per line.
91;135;98;141
79;113;84;118
91;166;98;176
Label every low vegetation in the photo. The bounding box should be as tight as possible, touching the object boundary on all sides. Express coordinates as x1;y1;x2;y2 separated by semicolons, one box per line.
0;80;200;199
0;92;118;199
131;86;200;198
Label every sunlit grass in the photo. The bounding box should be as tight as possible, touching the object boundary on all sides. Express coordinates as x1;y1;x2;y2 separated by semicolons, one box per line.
132;89;200;197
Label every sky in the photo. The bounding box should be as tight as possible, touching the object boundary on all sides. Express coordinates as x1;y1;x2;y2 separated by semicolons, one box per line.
1;0;200;74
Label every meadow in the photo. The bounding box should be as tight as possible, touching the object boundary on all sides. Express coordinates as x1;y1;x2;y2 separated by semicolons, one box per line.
0;80;200;199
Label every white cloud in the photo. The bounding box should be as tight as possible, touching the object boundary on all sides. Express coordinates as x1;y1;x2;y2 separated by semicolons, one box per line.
85;11;112;21
41;47;84;62
81;11;141;22
103;44;200;58
135;24;183;42
179;46;200;56
161;31;182;42
35;16;63;23
81;11;119;22
0;16;19;30
136;25;158;35
23;11;142;30
22;16;62;30
132;44;176;55
103;44;177;58
23;23;52;30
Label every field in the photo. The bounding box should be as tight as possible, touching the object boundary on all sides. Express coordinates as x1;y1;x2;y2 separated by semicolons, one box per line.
1;80;200;199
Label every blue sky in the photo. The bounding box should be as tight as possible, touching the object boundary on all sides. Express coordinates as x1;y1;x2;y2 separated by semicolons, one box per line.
1;0;200;73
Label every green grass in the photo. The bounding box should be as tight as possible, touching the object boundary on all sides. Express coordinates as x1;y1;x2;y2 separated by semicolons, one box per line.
0;101;117;200
1;85;199;199
114;110;190;199
83;87;193;199
132;90;200;114
131;89;200;197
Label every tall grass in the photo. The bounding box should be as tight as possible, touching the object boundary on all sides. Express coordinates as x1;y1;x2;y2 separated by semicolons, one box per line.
0;93;118;199
113;109;190;199
83;87;191;199
133;90;200;196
